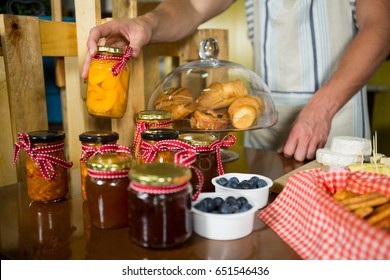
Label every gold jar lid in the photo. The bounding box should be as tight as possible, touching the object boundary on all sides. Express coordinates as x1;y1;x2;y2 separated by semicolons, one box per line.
129;162;191;186
136;110;173;120
97;46;125;55
86;153;133;171
178;133;217;146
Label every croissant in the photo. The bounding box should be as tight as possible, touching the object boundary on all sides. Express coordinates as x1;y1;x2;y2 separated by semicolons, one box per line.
190;110;229;130
196;79;248;109
154;87;195;119
228;96;264;129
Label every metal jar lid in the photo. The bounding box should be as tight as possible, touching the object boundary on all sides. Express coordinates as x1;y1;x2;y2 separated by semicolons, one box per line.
28;130;65;143
129;162;191;186
97;46;125;55
79;131;119;143
86;153;133;171
178;133;217;146
136;110;173;120
141;129;179;141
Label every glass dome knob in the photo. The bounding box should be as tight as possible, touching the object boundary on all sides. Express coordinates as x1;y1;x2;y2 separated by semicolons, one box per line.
199;38;219;60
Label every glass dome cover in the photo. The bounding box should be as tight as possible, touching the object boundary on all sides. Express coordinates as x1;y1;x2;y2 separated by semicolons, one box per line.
147;38;277;132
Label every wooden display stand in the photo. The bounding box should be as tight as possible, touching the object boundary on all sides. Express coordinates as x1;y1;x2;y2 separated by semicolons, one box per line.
0;0;228;186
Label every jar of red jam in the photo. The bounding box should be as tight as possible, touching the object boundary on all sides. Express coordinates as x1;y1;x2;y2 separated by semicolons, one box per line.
87;46;132;118
133;110;173;158
178;133;218;193
13;130;73;202
86;153;132;229
79;131;120;201
139;129;179;163
128;162;192;248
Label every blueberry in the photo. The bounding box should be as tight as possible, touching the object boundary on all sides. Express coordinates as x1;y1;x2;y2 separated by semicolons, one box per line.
225;196;237;206
237;202;253;213
201;197;216;212
216;177;229;186
213;197;224;208
218;202;233;214
238;180;251;189
257;179;268;188
237;196;248;206
194;202;208;212
229;177;239;185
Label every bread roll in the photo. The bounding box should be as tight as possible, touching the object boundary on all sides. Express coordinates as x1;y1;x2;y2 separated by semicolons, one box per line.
228;96;264;129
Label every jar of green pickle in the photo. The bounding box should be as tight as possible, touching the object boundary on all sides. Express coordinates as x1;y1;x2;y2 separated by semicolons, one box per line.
86;153;132;229
128;162;192;248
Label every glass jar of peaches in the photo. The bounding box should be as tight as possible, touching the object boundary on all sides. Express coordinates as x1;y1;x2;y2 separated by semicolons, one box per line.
87;46;131;118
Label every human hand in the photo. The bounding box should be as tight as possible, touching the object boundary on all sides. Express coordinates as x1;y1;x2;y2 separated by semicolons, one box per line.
277;100;332;162
81;18;153;80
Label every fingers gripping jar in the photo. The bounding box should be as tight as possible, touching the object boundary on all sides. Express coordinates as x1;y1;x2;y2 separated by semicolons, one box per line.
86;153;132;229
13;130;73;202
87;46;132;118
79;131;121;201
128;162;193;248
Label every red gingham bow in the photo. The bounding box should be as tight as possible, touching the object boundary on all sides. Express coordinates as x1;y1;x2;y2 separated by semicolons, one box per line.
87;168;129;179
132;119;173;158
13;132;73;180
195;134;236;175
80;144;131;162
93;45;133;77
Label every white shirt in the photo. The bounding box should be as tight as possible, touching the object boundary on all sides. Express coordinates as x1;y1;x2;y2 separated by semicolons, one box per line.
244;0;370;150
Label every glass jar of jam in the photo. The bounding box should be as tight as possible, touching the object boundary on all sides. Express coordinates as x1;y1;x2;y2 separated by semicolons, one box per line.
86;153;132;229
139;129;179;163
178;133;218;193
87;46;132;118
79;131;120;201
133;110;173;158
128;162;192;248
13;130;73;202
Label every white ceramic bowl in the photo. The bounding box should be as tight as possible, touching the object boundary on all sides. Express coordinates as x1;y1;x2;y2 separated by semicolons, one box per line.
192;192;258;240
211;173;273;209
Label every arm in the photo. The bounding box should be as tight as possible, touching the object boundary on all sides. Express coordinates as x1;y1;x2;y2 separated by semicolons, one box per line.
279;0;390;161
82;0;234;79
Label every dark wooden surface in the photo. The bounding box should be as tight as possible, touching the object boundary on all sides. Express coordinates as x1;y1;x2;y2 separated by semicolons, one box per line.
0;147;306;260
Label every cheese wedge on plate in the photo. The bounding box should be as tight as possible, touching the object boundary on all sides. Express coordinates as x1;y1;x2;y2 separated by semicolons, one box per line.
330;136;372;156
316;148;362;167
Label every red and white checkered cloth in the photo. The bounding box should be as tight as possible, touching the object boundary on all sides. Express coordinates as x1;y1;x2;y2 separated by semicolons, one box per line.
259;168;390;259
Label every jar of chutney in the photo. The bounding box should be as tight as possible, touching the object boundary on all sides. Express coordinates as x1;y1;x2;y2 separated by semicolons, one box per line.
79;131;120;201
178;133;218;193
86;153;132;229
128;162;192;248
13;130;73;202
139;128;179;164
133;110;173;158
87;46;132;118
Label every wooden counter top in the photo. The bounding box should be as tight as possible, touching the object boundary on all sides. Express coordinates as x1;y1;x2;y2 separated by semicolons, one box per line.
0;148;310;260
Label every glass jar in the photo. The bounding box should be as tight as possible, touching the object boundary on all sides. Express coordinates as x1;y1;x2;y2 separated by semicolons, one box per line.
14;130;73;202
86;153;132;229
179;133;218;193
128;162;192;248
133;110;173;158
139;129;179;163
87;46;131;118
79;131;120;201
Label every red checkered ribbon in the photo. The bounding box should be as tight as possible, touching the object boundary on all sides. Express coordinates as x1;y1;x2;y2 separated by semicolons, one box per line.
13;132;73;180
80;144;131;162
130;181;189;195
87;168;129;179
259;168;390;259
194;134;236;175
93;45;133;77
132;119;173;158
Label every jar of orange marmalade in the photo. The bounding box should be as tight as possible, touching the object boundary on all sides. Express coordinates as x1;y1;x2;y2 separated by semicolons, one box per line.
128;162;192;248
139;129;179;163
87;46;132;118
86;153;132;229
178;133;218;193
79;131;119;201
133;110;173;158
14;130;73;202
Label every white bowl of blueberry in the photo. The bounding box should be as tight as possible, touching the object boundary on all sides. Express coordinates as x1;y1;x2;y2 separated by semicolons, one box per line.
212;173;273;209
192;192;258;240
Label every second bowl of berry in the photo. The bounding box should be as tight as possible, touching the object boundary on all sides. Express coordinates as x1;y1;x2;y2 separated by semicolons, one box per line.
212;173;273;209
192;192;258;240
